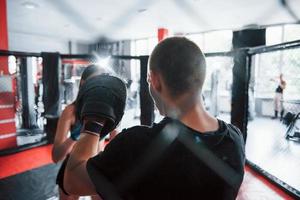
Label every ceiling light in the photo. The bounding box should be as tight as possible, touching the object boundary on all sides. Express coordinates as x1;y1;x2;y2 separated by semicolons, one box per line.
137;8;147;13
22;1;39;9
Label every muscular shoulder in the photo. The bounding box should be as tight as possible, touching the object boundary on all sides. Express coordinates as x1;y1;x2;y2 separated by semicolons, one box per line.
219;121;245;167
121;125;152;135
61;104;76;119
64;104;75;113
226;123;243;138
117;119;171;141
109;125;153;146
106;119;171;152
218;121;244;150
88;125;155;173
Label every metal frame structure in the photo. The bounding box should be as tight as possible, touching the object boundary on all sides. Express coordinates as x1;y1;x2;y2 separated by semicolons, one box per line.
245;39;300;199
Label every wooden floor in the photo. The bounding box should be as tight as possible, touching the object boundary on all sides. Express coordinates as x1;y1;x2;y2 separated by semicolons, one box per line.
246;117;300;192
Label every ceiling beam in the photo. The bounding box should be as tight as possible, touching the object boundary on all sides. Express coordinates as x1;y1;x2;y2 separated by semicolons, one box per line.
47;0;98;34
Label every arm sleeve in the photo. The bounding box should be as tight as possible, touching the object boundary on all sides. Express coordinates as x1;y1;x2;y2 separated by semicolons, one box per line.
86;128;146;199
87;156;122;200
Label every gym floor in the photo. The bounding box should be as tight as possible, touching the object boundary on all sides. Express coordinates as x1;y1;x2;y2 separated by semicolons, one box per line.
247;117;300;191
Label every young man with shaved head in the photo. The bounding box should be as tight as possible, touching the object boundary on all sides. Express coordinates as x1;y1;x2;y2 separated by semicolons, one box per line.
64;37;245;200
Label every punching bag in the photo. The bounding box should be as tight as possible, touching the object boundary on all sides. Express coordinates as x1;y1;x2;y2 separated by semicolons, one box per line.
42;52;62;143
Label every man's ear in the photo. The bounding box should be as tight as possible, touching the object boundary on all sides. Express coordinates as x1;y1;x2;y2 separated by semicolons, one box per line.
149;70;162;92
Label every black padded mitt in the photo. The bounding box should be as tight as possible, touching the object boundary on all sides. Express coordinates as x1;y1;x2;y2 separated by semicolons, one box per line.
76;74;127;136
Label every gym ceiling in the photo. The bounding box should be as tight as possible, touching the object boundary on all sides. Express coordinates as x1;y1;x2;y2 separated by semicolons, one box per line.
7;0;300;43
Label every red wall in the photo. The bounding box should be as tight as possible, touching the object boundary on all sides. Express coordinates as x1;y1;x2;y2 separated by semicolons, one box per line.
0;0;17;150
0;0;8;74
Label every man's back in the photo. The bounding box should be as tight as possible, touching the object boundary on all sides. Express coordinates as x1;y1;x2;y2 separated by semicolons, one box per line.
87;117;245;200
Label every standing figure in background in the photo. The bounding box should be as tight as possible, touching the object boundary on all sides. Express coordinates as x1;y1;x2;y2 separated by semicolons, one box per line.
52;65;105;200
272;73;286;120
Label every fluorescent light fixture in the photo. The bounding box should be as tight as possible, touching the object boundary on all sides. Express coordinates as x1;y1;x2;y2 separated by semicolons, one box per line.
22;1;39;9
137;8;147;13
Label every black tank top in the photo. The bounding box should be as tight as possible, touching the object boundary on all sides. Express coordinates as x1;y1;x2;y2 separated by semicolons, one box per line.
276;85;283;93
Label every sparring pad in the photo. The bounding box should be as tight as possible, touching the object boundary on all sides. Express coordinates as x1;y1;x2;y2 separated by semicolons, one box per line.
76;75;127;137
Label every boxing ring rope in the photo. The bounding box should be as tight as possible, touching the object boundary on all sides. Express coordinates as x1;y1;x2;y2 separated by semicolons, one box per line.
248;39;300;55
0;49;41;57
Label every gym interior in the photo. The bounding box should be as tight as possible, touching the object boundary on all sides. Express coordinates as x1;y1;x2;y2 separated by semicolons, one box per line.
0;0;300;199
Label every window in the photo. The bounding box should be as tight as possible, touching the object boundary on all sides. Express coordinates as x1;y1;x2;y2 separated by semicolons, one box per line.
255;48;300;100
187;33;204;49
203;30;233;53
266;26;284;45
266;24;300;46
284;24;300;42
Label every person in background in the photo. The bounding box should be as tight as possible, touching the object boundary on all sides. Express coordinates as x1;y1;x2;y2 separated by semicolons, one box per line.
52;64;106;200
271;73;286;120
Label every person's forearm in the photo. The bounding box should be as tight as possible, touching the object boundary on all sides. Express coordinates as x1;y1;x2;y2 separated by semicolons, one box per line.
66;133;100;171
64;133;100;195
52;138;77;163
98;140;105;152
64;119;106;195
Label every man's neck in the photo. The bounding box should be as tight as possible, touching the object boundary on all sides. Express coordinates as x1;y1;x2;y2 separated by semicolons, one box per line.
178;101;219;133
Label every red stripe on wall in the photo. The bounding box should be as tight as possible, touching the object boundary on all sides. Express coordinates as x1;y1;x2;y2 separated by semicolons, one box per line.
0;107;15;120
0;145;54;179
0;78;17;149
0;122;16;134
0;0;8;74
62;59;90;65
0;92;14;104
0;136;17;150
0;0;8;48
